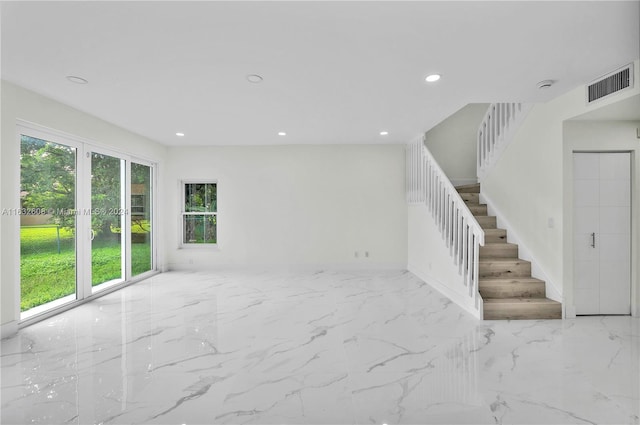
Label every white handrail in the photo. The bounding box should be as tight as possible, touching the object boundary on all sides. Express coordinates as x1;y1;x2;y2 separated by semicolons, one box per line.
477;103;532;180
406;136;485;311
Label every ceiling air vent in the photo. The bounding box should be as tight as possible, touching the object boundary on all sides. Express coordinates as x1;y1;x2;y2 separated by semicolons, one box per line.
587;63;633;103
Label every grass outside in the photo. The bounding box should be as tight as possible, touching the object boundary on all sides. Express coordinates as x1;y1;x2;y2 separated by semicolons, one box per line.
20;225;152;312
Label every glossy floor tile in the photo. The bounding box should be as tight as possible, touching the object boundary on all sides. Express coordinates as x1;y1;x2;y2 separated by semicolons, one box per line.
2;270;639;424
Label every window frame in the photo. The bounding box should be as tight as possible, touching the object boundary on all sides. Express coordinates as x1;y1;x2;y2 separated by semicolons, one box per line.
180;180;218;248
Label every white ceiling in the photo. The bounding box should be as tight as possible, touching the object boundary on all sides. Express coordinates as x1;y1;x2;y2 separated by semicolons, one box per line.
2;1;639;146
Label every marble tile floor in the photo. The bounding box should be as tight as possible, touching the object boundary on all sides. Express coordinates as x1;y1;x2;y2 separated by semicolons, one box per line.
1;270;639;425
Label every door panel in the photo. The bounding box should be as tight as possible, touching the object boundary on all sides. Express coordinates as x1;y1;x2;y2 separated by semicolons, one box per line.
131;162;152;276
19;135;77;317
600;261;631;314
91;152;125;292
574;153;599;179
573;152;630;315
574;180;599;207
574;207;599;234
599;153;630;179
600;180;630;207
599;207;630;234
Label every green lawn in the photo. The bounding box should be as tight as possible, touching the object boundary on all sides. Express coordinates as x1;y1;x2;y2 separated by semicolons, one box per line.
20;225;152;312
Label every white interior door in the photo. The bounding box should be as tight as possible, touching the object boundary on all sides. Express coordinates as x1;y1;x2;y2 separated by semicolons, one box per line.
573;152;631;315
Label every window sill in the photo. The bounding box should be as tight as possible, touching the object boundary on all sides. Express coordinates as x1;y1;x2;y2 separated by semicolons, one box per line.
179;243;220;251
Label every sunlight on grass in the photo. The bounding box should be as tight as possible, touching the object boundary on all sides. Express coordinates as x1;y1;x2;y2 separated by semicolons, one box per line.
20;226;151;312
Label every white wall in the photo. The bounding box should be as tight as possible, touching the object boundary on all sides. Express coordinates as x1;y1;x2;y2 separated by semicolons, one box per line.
481;60;640;314
424;103;488;186
407;205;479;318
563;120;640;317
1;81;167;331
165;144;407;270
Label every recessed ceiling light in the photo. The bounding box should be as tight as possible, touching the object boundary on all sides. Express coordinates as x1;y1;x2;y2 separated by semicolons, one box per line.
247;74;263;83
176;132;185;137
380;131;389;136
66;75;88;84
278;132;287;136
425;74;441;83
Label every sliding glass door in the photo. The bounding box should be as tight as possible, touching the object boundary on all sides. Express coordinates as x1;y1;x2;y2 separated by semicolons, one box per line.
131;163;153;276
90;151;125;292
19;126;156;320
19;135;78;316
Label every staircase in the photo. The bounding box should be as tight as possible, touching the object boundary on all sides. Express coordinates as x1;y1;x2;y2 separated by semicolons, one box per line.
457;183;561;320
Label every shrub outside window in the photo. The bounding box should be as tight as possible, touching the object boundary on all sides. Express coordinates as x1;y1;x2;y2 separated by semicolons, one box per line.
182;182;217;245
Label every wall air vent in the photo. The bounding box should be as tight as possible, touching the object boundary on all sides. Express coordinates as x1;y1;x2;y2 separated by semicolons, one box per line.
587;63;633;103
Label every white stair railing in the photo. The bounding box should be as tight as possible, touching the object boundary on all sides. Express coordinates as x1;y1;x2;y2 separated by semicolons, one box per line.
477;103;532;180
406;137;485;312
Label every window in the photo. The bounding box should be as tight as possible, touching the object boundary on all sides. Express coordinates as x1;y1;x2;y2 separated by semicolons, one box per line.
182;182;217;245
131;194;146;216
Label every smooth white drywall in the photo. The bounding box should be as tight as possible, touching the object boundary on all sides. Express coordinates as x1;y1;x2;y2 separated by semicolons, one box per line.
424;103;488;186
407;204;479;318
481;59;640;311
0;81;167;329
563;119;640;317
165;144;407;270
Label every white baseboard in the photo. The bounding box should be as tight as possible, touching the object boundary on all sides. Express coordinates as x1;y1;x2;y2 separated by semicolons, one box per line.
407;262;481;319
167;262;407;273
480;192;564;314
1;320;18;339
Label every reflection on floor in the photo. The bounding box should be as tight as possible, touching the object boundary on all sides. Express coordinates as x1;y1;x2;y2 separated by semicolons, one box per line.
2;270;639;424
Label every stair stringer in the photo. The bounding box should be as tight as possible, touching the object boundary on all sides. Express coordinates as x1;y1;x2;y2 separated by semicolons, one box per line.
480;191;564;317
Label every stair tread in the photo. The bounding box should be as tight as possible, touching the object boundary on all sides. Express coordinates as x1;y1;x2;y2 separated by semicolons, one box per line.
482;242;517;247
480;277;545;284
479;257;530;263
483;298;560;304
456;183;480;193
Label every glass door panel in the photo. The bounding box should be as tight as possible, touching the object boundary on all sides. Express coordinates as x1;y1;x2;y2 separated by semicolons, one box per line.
20;135;77;318
131;162;152;276
91;152;125;292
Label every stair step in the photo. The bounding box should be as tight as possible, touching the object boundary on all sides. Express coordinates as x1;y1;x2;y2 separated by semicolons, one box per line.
484;229;507;243
460;193;479;204
483;298;562;320
480;243;518;258
479;277;546;298
469;204;488;215
479;258;531;278
475;216;497;229
456;183;480;193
